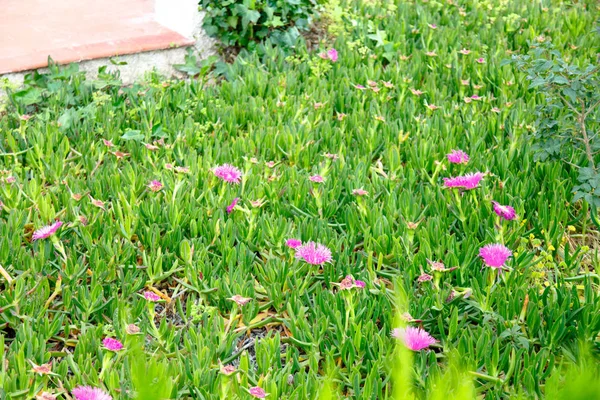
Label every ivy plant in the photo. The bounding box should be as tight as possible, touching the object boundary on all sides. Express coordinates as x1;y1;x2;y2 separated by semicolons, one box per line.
199;0;319;50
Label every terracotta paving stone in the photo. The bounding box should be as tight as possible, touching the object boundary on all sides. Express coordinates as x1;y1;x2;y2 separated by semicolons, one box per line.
0;0;194;74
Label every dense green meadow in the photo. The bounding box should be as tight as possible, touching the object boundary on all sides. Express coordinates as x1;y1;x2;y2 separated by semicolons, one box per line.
1;0;600;398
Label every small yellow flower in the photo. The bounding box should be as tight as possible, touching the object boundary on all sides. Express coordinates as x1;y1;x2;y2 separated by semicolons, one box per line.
567;225;576;232
548;245;555;251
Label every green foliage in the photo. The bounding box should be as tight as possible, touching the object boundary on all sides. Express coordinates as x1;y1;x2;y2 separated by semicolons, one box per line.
505;39;600;207
1;0;600;399
199;0;319;50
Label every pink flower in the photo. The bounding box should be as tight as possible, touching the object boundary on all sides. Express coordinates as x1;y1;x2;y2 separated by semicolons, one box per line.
443;172;483;190
309;175;324;183
458;48;471;55
286;239;302;249
213;164;242;184
72;386;112;400
353;84;367;90
446;149;470;164
479;243;512;269
354;279;366;289
249;387;267;399
295;242;332;265
320;48;338;62
417;273;433;282
391;326;437;351
352;188;368;196
32;221;63;241
147;180;163;192
102;337;123;352
476;58;486;64
492;201;516;220
227;197;239;214
144;291;161;302
327;48;338;62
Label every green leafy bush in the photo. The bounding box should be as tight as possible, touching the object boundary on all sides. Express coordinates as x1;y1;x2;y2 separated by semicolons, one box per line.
199;0;319;49
506;39;600;208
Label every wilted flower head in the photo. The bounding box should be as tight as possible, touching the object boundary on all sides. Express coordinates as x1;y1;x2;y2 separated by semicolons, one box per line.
401;312;421;323
492;201;517;221
102;337;123;352
213;164;242;184
295;242;332;265
32;221;63;241
428;260;445;271
112;151;129;159
72;386;112;400
443;172;484;190
286;239;302;249
126;324;140;335
227;197;239;214
479;243;512;269
144;291;161;302
391;326;437;351
249;386;267;399
147;180;163;192
90;197;106;210
220;364;236;376
458;48;471;55
352;188;368;196
309;175;324;183
339;275;366;290
417;273;433;282
229;295;252;306
250;199;266;208
36;392;57;400
447;149;470;164
144;143;159;150
31;361;52;375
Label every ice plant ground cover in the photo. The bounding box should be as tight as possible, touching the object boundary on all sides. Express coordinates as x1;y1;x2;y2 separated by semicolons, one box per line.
1;0;600;398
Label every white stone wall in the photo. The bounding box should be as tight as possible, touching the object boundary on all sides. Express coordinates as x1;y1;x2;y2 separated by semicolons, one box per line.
1;3;215;98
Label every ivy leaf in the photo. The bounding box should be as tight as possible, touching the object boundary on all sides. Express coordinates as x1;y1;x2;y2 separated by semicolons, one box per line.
121;130;144;141
367;30;388;47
